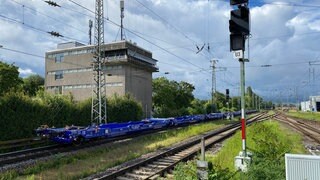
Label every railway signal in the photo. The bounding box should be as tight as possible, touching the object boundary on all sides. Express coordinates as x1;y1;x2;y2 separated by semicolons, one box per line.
229;1;250;51
230;0;251;172
226;89;230;101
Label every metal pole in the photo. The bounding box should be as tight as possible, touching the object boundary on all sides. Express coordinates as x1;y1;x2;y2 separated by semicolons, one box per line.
240;58;246;156
120;0;124;40
255;95;257;110
211;60;217;113
201;137;205;161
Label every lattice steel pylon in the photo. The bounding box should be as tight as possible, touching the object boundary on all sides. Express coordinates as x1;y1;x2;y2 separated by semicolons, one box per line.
91;0;107;124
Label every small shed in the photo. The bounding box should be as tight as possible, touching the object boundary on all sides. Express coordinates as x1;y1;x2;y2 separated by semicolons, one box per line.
285;154;320;180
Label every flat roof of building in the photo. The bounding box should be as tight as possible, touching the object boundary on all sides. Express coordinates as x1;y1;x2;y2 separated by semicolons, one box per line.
46;40;152;55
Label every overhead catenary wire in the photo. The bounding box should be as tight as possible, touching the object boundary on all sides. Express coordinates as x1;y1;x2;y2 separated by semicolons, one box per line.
66;0;210;74
60;0;320;71
133;0;214;60
0;14;86;44
11;0;87;35
0;46;91;68
133;0;199;46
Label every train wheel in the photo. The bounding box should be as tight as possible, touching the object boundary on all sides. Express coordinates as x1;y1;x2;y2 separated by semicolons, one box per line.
73;136;85;146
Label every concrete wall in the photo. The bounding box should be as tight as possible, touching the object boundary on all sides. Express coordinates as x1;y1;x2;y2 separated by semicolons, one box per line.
125;65;152;118
45;41;157;117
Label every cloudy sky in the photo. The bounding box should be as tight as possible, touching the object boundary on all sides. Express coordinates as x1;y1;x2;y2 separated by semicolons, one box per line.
1;0;320;103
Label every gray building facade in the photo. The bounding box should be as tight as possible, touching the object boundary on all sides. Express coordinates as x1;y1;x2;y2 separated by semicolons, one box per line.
45;41;158;117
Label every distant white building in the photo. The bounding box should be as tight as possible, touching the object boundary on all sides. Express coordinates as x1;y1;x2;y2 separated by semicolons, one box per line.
300;96;320;112
300;101;311;112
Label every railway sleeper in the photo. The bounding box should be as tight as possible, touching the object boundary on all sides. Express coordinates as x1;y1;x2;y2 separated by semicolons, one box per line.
125;172;149;179
132;168;154;175
116;176;132;180
161;157;177;163
148;174;161;180
148;163;167;169
154;160;173;166
153;163;171;167
170;155;184;159
165;156;181;161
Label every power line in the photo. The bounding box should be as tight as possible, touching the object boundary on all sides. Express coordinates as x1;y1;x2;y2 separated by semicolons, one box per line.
0;14;86;43
0;14;47;34
0;46;90;68
65;1;320;73
11;0;87;35
0;47;44;59
66;0;210;74
211;0;320;8
264;2;320;8
133;0;214;60
133;0;199;45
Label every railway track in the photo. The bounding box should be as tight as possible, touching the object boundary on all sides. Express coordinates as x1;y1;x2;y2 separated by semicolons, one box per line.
274;113;320;144
0;116;239;168
0;138;50;153
89;112;271;180
0;133;159;168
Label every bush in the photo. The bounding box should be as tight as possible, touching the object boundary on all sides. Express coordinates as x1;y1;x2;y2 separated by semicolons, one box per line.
245;122;293;179
173;121;305;180
173;161;234;180
0;92;143;141
107;94;143;122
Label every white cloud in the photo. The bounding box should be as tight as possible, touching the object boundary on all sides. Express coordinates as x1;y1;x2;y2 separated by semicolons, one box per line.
19;67;35;76
1;0;320;101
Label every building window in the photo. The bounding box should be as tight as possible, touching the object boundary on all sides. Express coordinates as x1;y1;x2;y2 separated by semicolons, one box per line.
55;53;64;63
106;82;123;87
55;71;63;80
54;86;62;94
48;68;92;75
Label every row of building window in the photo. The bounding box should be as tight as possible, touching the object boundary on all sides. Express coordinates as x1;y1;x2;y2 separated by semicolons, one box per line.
47;82;123;90
48;49;125;64
49;66;122;81
47;49;94;59
48;49;155;67
48;68;92;75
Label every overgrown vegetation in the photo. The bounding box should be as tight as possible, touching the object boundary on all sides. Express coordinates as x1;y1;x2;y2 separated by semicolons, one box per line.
0;61;23;96
287;111;320;121
0;120;229;179
173;121;305;180
0;92;143;141
152;77;274;118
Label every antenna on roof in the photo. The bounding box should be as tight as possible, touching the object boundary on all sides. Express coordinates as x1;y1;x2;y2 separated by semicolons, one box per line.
120;0;125;40
89;20;93;45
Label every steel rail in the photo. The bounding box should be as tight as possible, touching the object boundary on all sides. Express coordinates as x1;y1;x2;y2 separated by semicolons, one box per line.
91;112;271;180
275;113;320;144
0;112;266;169
0;116;228;167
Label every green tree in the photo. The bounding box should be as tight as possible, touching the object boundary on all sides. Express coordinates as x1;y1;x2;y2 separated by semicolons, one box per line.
188;99;206;115
0;61;23;96
152;77;195;117
231;96;240;111
107;94;143;122
214;91;227;112
23;74;44;96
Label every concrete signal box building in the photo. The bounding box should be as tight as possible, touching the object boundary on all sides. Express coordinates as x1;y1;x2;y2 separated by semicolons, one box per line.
45;41;158;117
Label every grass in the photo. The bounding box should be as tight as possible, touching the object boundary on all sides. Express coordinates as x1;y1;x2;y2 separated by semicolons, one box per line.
213;120;305;171
287;111;320;121
173;120;306;180
0;120;232;180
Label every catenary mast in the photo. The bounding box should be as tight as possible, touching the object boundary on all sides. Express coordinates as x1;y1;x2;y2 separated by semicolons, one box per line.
91;0;107;124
